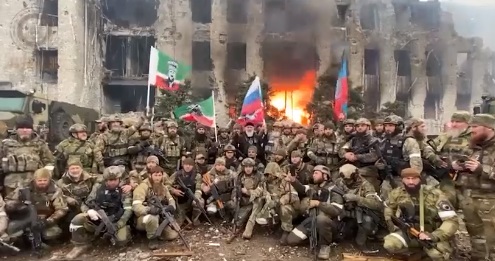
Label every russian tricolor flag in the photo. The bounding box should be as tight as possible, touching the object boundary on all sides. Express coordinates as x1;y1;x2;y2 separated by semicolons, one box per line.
334;53;348;121
237;76;265;126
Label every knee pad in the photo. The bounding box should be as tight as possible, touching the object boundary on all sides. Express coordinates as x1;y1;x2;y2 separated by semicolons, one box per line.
383;234;406;252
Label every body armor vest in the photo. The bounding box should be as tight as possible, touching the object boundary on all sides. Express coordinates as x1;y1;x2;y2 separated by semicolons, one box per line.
104;132;128;158
349;136;374;168
31;184;57;217
175;170;197;204
382;135;410;176
66;141;93;169
441;135;470;158
94;185;124;219
163;136;181;158
1;138;42;173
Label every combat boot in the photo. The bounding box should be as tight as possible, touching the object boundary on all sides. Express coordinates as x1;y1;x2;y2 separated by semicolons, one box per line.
148;239;160;250
65;245;89;260
317;245;331;260
279;231;289;246
242;221;255;239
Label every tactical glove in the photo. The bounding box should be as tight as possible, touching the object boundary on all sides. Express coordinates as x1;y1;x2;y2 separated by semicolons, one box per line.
343;193;359;202
148;206;161;215
164;205;175;213
35;219;48;230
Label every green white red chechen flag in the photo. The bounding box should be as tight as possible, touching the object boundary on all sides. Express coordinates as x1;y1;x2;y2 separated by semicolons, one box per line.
148;46;191;91
173;96;215;128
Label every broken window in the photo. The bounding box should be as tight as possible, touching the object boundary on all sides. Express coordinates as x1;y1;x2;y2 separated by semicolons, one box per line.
104;36;155;78
192;41;212;71
40;0;58;26
364;49;379;75
227;0;248;24
227;42;247;70
286;0;312;31
426;51;441;77
410;2;440;29
102;0;159;27
103;84;151;113
264;0;287;33
393;3;410;28
424;94;439;119
335;4;349;26
394;50;412;77
192;0;212;24
360;4;379;30
37;50;58;82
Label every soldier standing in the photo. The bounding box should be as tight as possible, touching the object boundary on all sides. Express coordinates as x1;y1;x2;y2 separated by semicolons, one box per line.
94;115;145;171
451;114;495;260
54;123;96;178
287;129;310;156
336;164;382;253
339;118;380;192
383;168;458;261
128;123;156;173
378;116;423;200
272;149;289;168
223;144;240;170
1;117;54;196
281;122;294;146
160;121;186;174
216;128;231;156
5;168;67;244
169;158;203;226
285;165;344;259
265;121;285;162
66;166;132;258
132;166;178;249
337;118;355;145
307;124;340;180
188;124;213;158
88;117;108;144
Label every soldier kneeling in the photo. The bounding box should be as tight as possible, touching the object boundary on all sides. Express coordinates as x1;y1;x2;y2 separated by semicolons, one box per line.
383;168;458;261
65;166;132;259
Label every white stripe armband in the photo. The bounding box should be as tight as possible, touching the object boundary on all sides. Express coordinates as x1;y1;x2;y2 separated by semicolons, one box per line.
132;200;143;205
331;202;343;209
303;185;310;193
438;210;457;220
409;153;421;158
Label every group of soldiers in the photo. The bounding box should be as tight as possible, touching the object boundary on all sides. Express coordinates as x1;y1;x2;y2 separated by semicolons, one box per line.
0;110;494;261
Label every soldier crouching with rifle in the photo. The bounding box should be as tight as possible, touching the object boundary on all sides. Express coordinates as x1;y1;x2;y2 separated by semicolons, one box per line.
132;166;178;250
284;165;344;260
203;157;236;218
65;166;132;259
383;168;458;261
5;168;67;253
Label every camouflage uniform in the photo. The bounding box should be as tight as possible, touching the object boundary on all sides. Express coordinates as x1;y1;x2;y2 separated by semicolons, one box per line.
272;149;289;168
265;121;285;161
188;123;213;158
0;117;54;197
372;118;385;141
378;116;423;200
287;129;310;156
339;118;380;192
337;119;356;146
0;195;7;240
88;117;108;145
6;168;67;241
94;115;144;171
132;172;177;249
54;123;96;176
217;128;231;156
228;158;264;239
307;130;340;180
223;144;240;171
280;122;294;146
204;158;236;216
168;158;203;226
431;111;472;206
159;122;186;174
453;114;495;259
383;169;458;260
128;123;158;173
336;164;382;251
285;165;344;260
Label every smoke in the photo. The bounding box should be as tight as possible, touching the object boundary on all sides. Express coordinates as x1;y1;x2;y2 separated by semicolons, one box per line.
441;1;495;49
102;0;159;27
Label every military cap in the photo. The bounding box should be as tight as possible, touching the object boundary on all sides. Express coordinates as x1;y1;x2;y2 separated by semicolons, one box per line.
374;119;384;125
264;162;282;175
233;123;242;130
148;166;164;174
67;158;82;167
218;127;229;133
241;158;256;166
405;118;424;129
324;121;335;130
34;168;52;180
282;122;292;128
383;116;398;125
167;121;179;128
146;155;159;164
470;114;495;129
313;165;330;175
273;121;283;128
224;144;236;152
343;119;355;125
274;149;287;157
139;123;152;131
215;157;226;165
195;148;208;157
103;166;124;180
296;129;307;135
339;164;358;178
69;123;87;133
248;146;258;152
451;111;471;123
291;150;302;158
183;157;195;166
312;123;323;129
401;168;420;178
355;118;371;126
15;116;33;129
196;123;206;129
107;115;123;123
245;121;255;127
291;122;300;128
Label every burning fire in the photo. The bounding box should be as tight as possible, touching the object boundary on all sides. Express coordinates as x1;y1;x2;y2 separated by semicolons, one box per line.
269;71;317;125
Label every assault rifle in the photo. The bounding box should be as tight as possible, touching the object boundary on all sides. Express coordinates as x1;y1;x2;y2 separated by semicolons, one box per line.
19;188;43;257
202;173;227;220
334;139;379;170
0;239;20;252
143;146;169;167
92;205;119;246
175;175;213;225
390;215;443;253
227;173;243;243
148;196;190;250
308;206;318;261
425;139;460;181
373;143;398;189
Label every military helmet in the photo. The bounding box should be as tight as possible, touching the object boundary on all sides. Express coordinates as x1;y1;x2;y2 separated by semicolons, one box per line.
355;118;371;126
312;123;323;130
282;122;292;128
107;115;123;123
224;144;236;152
241;158;256;167
69;123;87;133
273;121;283;128
383;115;399;125
218;127;229;133
291;122;300;128
139;123;152;131
313;165;330;176
339;164;359;179
167;121;179;128
103;166;124;180
343;119;355;125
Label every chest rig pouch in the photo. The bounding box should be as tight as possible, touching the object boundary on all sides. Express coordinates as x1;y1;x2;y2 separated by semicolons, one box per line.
2;139;42;173
175;171;197;204
104;133;128;158
95;185;124;219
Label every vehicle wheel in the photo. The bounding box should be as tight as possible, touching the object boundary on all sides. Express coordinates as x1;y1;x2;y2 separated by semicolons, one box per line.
51;111;73;141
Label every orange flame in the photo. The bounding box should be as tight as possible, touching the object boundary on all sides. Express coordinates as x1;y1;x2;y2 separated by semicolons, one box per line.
269;71;317;126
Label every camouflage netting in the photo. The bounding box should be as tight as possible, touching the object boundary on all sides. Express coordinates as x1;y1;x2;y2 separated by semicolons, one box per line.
104;112;146;127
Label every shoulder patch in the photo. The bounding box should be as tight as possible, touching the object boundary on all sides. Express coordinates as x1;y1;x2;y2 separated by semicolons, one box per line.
436;200;454;212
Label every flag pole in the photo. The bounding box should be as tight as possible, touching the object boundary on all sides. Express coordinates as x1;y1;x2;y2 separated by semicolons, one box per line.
212;89;218;142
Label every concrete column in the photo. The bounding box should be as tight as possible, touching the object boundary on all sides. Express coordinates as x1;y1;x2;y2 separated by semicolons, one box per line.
439;16;458;122
378;1;397;107
246;0;263;78
313;0;336;76
57;0;86;104
211;0;229;126
347;3;364;90
408;35;427;118
470;43;486;111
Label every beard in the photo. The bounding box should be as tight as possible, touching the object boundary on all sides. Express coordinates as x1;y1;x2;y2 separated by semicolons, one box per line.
470;132;488;146
447;128;463;138
195;132;206;141
151;181;165;197
271;131;280;138
168;132;177;138
404;183;422;195
245;130;254;137
413;130;425;141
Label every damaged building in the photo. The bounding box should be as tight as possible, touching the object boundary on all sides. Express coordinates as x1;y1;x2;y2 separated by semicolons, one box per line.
0;0;494;131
